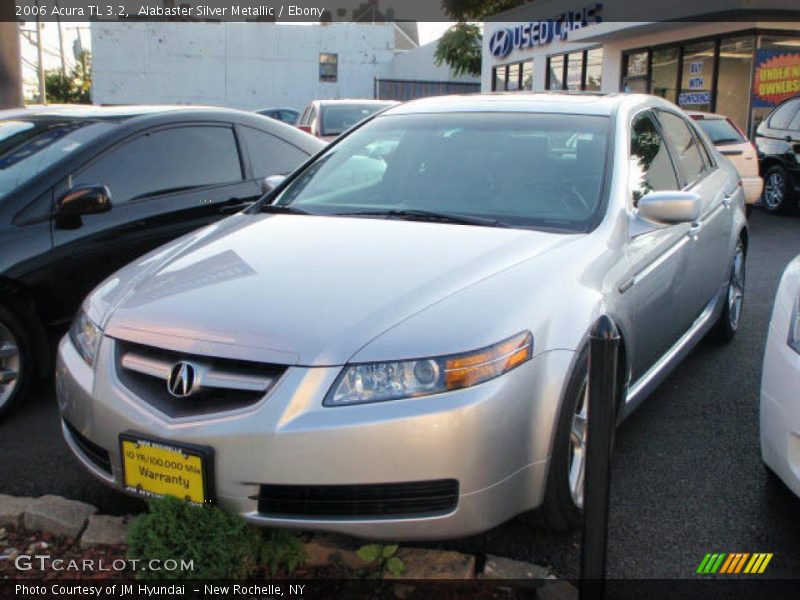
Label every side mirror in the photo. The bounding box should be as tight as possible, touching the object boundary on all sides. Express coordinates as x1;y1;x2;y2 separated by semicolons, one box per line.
637;190;701;225
260;175;286;195
57;185;113;217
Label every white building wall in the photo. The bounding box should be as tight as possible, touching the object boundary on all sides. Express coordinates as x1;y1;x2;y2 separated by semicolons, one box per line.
92;22;397;110
389;41;480;83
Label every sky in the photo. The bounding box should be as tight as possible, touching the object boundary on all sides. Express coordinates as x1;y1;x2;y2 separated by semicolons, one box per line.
417;22;455;45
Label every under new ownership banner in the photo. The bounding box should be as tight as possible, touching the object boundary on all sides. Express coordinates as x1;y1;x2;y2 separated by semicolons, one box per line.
753;48;800;108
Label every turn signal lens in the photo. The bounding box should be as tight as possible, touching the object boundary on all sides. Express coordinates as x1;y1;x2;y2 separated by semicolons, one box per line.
324;331;533;407
444;331;533;390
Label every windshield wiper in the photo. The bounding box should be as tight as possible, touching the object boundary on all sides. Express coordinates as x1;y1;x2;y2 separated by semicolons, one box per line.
259;203;312;215
331;208;512;228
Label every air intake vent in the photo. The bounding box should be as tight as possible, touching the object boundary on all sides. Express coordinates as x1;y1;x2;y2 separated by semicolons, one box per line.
257;480;459;518
64;420;112;476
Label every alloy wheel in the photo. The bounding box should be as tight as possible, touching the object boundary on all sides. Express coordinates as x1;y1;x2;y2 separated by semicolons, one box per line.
0;322;21;410
764;172;785;210
568;377;589;509
728;244;746;331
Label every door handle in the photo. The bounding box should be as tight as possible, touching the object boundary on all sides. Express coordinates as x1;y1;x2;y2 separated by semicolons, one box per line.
722;194;733;209
688;221;703;238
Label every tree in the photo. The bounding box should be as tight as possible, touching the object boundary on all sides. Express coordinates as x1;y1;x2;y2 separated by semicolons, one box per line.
434;23;482;78
44;50;91;104
434;1;528;78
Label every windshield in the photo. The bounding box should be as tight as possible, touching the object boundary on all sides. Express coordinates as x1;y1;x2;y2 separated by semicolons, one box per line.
320;103;395;136
695;118;745;145
0;118;118;200
275;112;610;232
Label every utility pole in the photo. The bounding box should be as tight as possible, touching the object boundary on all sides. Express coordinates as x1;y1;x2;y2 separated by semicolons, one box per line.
35;0;46;103
55;0;67;77
0;10;23;108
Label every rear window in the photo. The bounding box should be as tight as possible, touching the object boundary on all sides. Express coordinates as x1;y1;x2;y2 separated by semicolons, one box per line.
695;118;745;145
320;104;394;137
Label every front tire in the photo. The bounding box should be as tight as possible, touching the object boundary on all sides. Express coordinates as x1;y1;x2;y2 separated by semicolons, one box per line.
711;240;746;343
538;347;589;531
0;304;32;419
763;165;795;214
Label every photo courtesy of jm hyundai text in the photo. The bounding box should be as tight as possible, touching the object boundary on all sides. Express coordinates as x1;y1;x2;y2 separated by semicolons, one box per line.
57;93;748;541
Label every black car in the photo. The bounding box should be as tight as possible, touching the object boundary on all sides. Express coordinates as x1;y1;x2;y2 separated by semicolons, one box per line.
255;108;300;125
0;105;323;417
755;95;800;213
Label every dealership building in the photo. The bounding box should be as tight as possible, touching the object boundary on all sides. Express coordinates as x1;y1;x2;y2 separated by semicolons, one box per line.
482;1;800;136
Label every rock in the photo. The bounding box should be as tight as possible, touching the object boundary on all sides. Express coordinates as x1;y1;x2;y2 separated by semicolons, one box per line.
481;554;550;579
0;495;35;528
80;515;131;548
24;495;97;539
385;548;475;580
303;535;365;570
537;579;579;600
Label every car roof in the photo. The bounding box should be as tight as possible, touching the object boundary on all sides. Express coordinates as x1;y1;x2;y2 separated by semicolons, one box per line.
384;92;639;116
0;104;230;121
315;99;400;106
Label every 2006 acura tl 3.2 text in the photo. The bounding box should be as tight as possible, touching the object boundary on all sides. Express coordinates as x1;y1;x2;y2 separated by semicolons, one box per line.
57;93;747;540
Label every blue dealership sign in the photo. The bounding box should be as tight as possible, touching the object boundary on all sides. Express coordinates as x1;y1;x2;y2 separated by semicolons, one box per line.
489;3;603;59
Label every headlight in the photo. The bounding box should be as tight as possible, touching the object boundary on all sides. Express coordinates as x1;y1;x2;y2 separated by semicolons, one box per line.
69;309;103;366
324;331;533;407
789;293;800;354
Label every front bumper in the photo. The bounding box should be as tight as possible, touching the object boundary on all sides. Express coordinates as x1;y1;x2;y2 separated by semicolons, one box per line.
57;335;574;540
742;176;764;205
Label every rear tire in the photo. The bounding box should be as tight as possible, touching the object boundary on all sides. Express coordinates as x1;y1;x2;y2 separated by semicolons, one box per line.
0;304;33;420
762;165;795;214
537;347;589;532
711;240;746;343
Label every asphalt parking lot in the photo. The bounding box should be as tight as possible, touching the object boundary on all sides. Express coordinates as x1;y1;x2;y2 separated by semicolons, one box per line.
1;208;799;579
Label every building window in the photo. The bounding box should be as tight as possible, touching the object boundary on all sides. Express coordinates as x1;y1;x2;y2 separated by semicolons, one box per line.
716;36;754;132
547;48;603;91
492;61;533;92
547;55;565;90
651;47;679;103
319;53;338;82
679;41;715;113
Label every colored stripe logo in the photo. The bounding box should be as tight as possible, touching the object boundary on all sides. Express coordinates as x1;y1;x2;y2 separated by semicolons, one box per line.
697;553;773;574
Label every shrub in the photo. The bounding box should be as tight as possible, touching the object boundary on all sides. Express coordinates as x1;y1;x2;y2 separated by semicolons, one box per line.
127;496;281;579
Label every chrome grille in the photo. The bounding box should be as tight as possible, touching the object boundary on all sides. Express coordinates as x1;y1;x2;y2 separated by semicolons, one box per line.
115;341;285;418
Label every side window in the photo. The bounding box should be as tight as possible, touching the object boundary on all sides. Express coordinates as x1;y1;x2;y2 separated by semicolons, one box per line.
657;111;706;186
74;126;242;204
299;107;310;125
768;99;800;130
629;112;680;204
240;127;309;178
692;123;715;169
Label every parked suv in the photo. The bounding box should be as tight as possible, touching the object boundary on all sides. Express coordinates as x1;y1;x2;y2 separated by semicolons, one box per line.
755;95;800;214
0;106;323;418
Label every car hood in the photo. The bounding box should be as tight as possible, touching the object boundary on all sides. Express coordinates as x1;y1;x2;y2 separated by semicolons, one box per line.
98;213;578;366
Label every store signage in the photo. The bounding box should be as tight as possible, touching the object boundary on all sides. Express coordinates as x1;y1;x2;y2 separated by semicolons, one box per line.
489;2;603;59
753;49;800;107
679;92;711;106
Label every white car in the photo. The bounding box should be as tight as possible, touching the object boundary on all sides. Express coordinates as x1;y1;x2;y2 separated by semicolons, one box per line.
761;255;800;497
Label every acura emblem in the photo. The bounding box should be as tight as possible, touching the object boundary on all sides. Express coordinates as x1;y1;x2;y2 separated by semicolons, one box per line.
167;362;196;398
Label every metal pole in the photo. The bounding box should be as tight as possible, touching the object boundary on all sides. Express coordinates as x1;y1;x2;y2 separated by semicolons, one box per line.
579;315;620;600
55;0;67;77
35;1;46;104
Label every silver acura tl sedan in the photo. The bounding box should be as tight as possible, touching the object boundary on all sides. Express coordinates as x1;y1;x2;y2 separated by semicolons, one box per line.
57;93;747;540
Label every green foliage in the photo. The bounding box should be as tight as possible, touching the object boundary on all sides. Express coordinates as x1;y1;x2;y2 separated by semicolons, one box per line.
126;496;305;579
258;529;307;576
43;51;91;104
434;23;483;78
441;0;527;21
357;543;405;576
